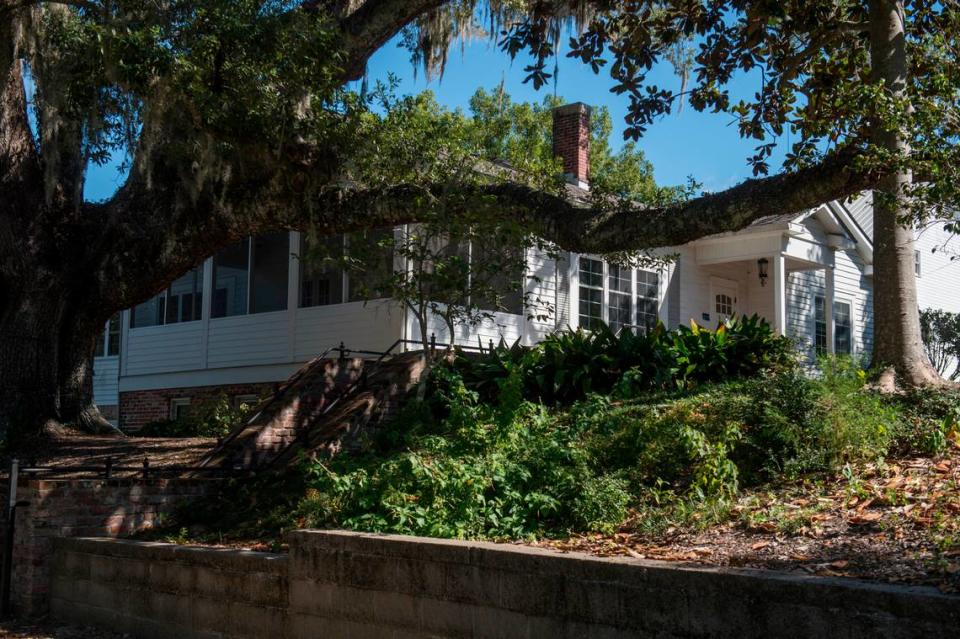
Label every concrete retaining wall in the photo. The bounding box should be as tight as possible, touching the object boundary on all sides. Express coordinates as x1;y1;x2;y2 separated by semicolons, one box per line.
51;530;960;638
3;478;212;616
51;539;287;639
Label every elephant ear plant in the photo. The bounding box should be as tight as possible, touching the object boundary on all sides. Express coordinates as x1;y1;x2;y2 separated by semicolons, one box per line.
446;316;794;406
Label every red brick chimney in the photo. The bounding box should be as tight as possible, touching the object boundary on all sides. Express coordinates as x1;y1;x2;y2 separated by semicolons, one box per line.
553;102;591;188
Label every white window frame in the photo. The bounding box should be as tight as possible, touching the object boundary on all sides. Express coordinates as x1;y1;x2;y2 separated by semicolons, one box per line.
815;295;855;356
169;397;191;421
709;277;739;324
573;254;662;332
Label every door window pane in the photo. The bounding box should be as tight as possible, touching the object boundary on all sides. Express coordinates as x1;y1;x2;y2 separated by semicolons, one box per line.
300;234;344;307
250;232;289;314
212;239;250;318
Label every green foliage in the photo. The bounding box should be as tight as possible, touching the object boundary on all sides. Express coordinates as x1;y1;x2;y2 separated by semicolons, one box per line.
138;393;257;438
454;315;794;406
920;308;960;380
296;348;958;541
163;350;957;545
892;386;960;457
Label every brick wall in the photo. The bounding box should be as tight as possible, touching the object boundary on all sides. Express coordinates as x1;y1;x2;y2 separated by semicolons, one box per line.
120;382;277;432
552;102;591;185
51;530;960;638
3;478;213;616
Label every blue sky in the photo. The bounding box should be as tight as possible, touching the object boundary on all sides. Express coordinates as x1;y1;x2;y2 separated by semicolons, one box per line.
84;30;788;201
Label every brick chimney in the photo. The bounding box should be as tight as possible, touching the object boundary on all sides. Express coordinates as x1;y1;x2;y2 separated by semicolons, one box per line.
552;102;591;188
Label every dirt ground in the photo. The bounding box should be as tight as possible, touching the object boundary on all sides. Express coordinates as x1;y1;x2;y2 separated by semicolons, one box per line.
532;448;960;594
12;428;217;477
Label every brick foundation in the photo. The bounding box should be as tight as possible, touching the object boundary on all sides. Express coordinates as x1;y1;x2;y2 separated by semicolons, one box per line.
120;382;278;432
2;478;214;616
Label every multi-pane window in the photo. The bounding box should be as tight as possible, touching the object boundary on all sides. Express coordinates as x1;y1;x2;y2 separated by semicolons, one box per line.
915;250;922;277
815;296;853;355
300;234;344;308
578;257;604;330
815;297;827;355
607;264;632;334
834;301;852;354
715;294;734;317
131;266;204;328
636;270;660;331
579;257;660;333
212;232;290;318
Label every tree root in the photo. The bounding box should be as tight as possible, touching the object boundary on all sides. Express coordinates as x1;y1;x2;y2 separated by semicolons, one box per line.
871;365;959;394
77;405;125;436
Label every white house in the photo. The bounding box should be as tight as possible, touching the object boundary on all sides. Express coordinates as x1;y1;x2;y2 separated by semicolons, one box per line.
91;104;960;430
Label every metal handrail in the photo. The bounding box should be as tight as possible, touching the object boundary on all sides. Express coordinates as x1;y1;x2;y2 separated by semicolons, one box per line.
199;335;499;470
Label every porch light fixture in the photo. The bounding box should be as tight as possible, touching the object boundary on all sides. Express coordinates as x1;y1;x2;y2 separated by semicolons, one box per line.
757;258;769;287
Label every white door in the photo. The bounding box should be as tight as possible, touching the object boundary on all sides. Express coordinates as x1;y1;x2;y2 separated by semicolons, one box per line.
711;279;739;324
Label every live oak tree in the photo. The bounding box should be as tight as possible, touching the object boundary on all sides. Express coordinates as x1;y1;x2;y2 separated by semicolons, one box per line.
1;1;958;441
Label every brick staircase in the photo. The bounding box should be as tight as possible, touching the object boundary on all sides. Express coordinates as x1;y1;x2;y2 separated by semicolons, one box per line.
199;352;427;470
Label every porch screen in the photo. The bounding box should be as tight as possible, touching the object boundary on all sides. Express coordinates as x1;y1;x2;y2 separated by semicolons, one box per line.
131;266;203;328
300;234;344;307
212;239;250;318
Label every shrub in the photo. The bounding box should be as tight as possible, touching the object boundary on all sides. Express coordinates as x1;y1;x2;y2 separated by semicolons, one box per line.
138;393;258;438
892;386;960;456
452;315;794;406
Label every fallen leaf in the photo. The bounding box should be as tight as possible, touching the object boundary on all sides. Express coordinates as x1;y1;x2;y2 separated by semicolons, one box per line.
751;541;771;550
830;559;850;569
849;512;882;525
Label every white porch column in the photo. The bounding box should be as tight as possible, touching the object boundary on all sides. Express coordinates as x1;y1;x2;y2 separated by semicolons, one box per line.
199;256;214;369
825;265;836;354
773;253;787;336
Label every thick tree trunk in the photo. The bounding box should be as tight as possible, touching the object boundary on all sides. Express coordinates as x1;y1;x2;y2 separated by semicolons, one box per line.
868;0;943;388
0;294;119;444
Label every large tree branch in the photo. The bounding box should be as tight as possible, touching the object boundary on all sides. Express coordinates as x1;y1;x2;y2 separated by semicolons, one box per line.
333;0;449;81
317;147;879;254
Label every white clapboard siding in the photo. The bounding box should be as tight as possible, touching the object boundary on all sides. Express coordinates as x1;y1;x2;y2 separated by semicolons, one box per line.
915;220;960;314
124;321;205;376
526;247;560;341
92;356;120;406
207;311;291;368
294;300;403;360
786;248;874;361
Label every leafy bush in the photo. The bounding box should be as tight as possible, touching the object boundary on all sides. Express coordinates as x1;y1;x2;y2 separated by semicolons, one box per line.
165;354;953;544
892;386;960;456
453;315;794;406
138;393;258;438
